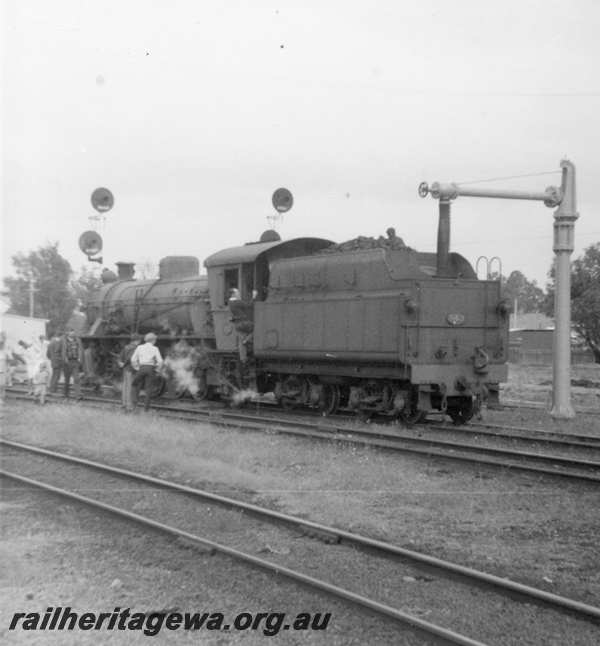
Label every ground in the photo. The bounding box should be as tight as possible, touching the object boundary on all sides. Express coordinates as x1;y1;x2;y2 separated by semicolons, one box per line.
500;362;600;411
1;362;599;644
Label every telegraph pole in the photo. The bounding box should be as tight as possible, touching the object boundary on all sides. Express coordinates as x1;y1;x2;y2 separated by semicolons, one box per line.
419;159;578;419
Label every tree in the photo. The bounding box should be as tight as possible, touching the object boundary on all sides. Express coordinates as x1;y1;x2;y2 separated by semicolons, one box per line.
501;270;545;313
3;243;77;332
570;244;600;362
545;243;600;363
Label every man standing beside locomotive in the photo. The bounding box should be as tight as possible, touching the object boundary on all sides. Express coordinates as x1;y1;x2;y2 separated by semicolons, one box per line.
130;332;163;411
60;328;83;399
46;331;64;393
118;333;142;411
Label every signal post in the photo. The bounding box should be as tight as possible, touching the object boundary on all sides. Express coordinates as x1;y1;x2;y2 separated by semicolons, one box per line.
419;159;578;420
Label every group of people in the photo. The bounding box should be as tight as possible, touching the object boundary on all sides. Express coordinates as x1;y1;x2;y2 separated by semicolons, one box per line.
0;324;168;412
45;329;85;400
0;328;92;406
30;329;165;411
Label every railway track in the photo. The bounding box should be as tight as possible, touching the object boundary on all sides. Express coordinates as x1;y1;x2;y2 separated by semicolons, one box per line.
6;389;600;483
500;399;600;416
438;420;600;450
400;422;600;463
2;438;599;645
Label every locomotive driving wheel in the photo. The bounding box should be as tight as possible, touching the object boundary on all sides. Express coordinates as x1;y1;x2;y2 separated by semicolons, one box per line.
398;388;425;426
165;368;209;401
165;377;186;399
190;369;209;401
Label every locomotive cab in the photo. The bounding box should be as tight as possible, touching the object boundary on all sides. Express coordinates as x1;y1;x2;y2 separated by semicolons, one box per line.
204;236;333;353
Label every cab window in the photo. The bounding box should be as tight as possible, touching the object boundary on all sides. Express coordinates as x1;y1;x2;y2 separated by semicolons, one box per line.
223;267;239;305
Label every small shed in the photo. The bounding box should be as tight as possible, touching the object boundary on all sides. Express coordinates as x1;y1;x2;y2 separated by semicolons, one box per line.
1;312;48;345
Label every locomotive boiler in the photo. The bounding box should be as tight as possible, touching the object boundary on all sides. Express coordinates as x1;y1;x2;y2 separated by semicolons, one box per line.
83;256;216;396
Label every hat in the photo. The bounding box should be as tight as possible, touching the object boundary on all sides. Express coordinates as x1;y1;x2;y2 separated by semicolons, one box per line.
144;332;157;343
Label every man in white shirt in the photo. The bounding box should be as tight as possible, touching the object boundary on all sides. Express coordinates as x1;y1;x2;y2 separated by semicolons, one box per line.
130;332;163;410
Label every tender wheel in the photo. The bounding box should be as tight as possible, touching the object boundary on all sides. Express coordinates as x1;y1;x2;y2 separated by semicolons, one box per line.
399;407;426;426
448;397;474;425
279;375;306;410
319;384;340;416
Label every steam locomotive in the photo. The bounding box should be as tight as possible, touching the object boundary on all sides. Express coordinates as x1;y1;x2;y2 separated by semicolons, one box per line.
82;228;509;423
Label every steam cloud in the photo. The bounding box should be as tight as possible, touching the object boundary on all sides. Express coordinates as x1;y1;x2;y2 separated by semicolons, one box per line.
231;388;259;406
164;353;200;397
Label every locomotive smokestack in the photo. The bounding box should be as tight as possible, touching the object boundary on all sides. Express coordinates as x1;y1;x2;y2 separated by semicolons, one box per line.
116;262;135;280
436;199;451;276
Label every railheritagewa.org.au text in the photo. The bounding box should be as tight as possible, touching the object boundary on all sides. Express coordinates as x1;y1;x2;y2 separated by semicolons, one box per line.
8;607;332;637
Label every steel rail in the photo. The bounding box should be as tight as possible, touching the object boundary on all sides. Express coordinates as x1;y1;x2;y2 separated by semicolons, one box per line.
2;438;600;623
6;391;600;483
368;435;600;470
0;468;488;646
435;422;600;449
137;400;600;452
7;386;599;441
256;427;600;482
108;401;600;479
35;392;599;465
49;391;600;452
93;399;600;479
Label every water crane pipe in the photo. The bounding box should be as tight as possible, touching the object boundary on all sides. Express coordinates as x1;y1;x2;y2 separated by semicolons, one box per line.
419;182;562;206
419;160;578;420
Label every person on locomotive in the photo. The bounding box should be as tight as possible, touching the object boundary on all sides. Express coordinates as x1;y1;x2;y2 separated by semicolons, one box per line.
228;287;241;302
118;333;142;412
60;328;84;399
130;332;164;411
384;226;406;249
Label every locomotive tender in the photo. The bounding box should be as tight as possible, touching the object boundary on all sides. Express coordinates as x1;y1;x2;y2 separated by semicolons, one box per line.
83;229;509;423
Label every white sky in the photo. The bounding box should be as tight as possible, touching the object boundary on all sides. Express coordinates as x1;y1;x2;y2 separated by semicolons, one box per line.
2;0;599;287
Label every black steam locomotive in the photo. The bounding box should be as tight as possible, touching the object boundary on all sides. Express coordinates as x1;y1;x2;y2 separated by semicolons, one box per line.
82;228;509;423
